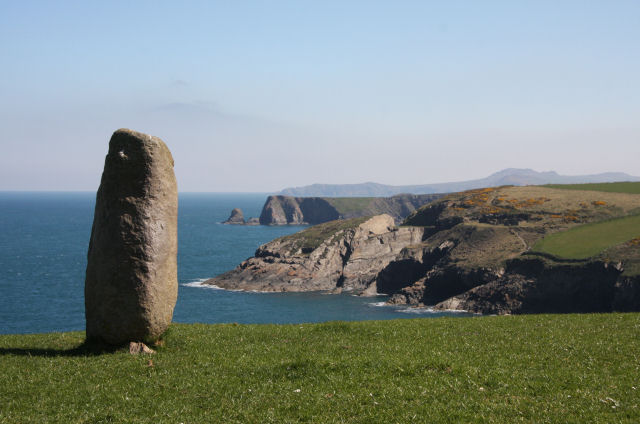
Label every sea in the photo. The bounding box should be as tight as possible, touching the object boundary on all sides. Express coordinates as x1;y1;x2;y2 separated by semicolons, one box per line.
0;192;469;335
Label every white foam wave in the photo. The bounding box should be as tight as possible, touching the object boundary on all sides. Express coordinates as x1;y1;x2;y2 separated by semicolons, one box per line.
398;307;471;314
398;307;438;314
368;301;389;307
181;279;223;290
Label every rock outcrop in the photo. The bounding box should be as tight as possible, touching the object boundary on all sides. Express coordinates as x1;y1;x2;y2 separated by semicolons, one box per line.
222;208;261;225
432;257;623;314
207;184;640;314
205;215;424;292
223;208;245;224
259;196;338;225
258;193;442;225
85;128;178;345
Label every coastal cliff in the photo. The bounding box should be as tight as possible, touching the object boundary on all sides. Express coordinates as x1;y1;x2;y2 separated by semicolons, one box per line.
258;193;442;225
206;184;640;314
206;215;424;292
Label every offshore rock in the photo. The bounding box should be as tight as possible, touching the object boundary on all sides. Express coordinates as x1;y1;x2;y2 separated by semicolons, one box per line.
85;129;178;345
223;208;245;224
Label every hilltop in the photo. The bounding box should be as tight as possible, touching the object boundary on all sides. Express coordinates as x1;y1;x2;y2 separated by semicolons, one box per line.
207;182;640;314
279;168;640;197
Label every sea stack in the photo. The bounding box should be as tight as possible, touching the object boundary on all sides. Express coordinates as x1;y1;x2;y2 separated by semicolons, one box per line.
223;208;245;224
85;129;178;345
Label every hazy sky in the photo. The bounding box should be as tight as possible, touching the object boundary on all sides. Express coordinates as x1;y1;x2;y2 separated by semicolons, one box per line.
1;1;639;192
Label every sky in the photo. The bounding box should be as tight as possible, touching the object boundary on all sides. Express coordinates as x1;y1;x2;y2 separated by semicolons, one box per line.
1;0;639;192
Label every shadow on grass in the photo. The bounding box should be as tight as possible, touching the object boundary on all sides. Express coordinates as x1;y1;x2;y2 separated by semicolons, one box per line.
0;340;124;357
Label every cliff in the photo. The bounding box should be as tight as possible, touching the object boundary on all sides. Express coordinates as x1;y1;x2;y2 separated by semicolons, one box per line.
206;215;424;292
206;183;640;314
258;193;442;225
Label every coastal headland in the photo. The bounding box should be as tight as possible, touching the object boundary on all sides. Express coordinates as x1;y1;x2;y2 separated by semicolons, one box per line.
206;182;640;314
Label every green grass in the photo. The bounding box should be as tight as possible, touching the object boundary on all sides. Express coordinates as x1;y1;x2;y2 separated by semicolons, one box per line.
2;315;640;423
533;214;640;259
325;197;375;215
546;182;640;194
279;216;369;254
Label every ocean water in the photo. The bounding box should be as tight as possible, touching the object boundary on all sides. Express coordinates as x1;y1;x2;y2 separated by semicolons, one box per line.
0;192;468;335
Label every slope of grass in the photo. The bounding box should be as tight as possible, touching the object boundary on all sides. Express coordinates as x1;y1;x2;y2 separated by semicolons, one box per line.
533;214;640;259
278;216;369;254
2;315;640;423
545;182;640;194
325;197;375;214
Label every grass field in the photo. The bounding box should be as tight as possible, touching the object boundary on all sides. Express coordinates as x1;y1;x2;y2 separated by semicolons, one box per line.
326;197;375;215
545;182;640;194
533;214;640;259
2;315;639;423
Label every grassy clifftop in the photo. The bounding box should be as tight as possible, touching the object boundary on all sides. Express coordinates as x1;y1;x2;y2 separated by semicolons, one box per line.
545;181;640;194
2;315;639;423
275;216;369;254
402;184;640;273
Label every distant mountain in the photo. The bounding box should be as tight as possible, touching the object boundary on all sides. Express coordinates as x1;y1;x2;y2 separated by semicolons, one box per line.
279;169;640;197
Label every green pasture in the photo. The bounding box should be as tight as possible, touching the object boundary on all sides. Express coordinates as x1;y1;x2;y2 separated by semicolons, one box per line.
533;214;640;260
545;182;640;194
2;315;639;423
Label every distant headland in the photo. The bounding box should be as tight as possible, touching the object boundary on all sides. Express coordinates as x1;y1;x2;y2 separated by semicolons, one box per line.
278;168;640;197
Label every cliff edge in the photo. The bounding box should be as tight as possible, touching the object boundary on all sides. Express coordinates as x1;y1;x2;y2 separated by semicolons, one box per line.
258;193;442;225
206;183;640;314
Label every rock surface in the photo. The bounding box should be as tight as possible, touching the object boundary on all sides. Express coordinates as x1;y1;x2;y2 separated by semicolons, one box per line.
258;193;442;225
85;128;178;345
223;208;245;224
129;342;156;355
205;215;424;293
206;185;640;314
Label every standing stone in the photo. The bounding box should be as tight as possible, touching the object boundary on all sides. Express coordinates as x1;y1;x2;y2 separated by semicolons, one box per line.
85;129;178;345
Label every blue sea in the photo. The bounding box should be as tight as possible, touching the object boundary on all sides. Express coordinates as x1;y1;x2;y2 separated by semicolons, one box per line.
0;192;468;335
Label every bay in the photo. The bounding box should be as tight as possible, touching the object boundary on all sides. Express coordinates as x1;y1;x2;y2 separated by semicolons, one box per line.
0;192;468;335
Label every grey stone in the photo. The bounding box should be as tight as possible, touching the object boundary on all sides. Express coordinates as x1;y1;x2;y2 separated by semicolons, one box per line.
204;214;424;293
223;208;245;224
85;128;178;345
129;341;156;355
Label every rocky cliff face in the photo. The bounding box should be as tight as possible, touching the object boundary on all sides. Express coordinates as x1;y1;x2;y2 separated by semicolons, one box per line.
258;193;442;225
383;185;640;314
205;215;424;292
259;196;339;225
207;185;640;314
432;257;625;314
